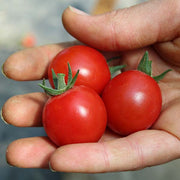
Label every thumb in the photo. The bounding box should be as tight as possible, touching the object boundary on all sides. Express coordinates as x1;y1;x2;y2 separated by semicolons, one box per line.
62;0;180;51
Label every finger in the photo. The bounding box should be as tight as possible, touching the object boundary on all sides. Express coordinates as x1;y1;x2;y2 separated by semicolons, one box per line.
62;0;180;51
154;37;180;67
5;130;119;169
49;130;180;173
99;128;121;142
1;92;48;127
6;137;57;168
2;41;79;81
153;97;180;139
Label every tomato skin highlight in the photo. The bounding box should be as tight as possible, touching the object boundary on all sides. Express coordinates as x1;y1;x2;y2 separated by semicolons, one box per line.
102;70;162;136
43;86;107;146
48;45;111;94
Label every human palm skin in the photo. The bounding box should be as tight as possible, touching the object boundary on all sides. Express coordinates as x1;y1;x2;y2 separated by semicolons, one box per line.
2;0;180;173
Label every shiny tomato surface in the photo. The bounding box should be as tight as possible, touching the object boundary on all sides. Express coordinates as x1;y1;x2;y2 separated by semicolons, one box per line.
48;45;111;94
102;70;162;136
43;86;107;146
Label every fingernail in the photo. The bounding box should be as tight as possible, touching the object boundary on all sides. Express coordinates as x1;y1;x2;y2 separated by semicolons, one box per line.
49;162;56;172
69;6;89;16
1;108;9;125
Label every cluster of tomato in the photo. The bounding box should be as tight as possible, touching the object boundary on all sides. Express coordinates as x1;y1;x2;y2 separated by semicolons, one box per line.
39;45;170;146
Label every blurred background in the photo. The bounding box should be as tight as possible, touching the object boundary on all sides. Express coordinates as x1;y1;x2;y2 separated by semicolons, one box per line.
0;0;180;179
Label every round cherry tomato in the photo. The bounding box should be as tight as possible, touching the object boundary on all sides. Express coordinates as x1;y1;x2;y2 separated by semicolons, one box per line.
43;86;107;146
48;45;111;94
102;70;162;136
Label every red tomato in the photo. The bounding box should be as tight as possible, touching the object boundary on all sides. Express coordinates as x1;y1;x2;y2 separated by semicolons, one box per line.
43;86;107;146
48;45;111;94
102;70;162;136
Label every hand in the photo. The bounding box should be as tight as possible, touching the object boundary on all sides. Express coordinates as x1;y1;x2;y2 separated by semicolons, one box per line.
2;0;180;173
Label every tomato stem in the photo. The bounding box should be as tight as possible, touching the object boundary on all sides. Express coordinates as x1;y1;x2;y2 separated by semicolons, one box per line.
137;51;172;82
109;65;126;78
137;51;152;76
39;62;79;96
153;69;172;83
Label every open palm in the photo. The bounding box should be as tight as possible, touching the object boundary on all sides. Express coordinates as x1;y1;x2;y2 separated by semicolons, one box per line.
2;0;180;173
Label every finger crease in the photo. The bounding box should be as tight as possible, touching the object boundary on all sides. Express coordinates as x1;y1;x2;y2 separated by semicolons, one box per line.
126;138;145;169
100;142;110;171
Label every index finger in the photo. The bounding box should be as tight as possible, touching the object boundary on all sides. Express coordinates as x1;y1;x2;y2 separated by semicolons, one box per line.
2;41;78;81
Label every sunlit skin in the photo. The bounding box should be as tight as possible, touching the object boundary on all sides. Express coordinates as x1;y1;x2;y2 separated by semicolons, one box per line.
2;0;180;173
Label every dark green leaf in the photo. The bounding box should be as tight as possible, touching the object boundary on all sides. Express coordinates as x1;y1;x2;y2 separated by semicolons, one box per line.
137;51;152;76
153;69;172;83
67;62;73;86
67;70;79;89
109;65;126;78
39;83;66;96
52;69;58;89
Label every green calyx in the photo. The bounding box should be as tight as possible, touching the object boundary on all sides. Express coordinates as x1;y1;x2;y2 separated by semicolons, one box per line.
107;56;126;78
39;63;79;96
137;51;172;82
109;65;126;77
